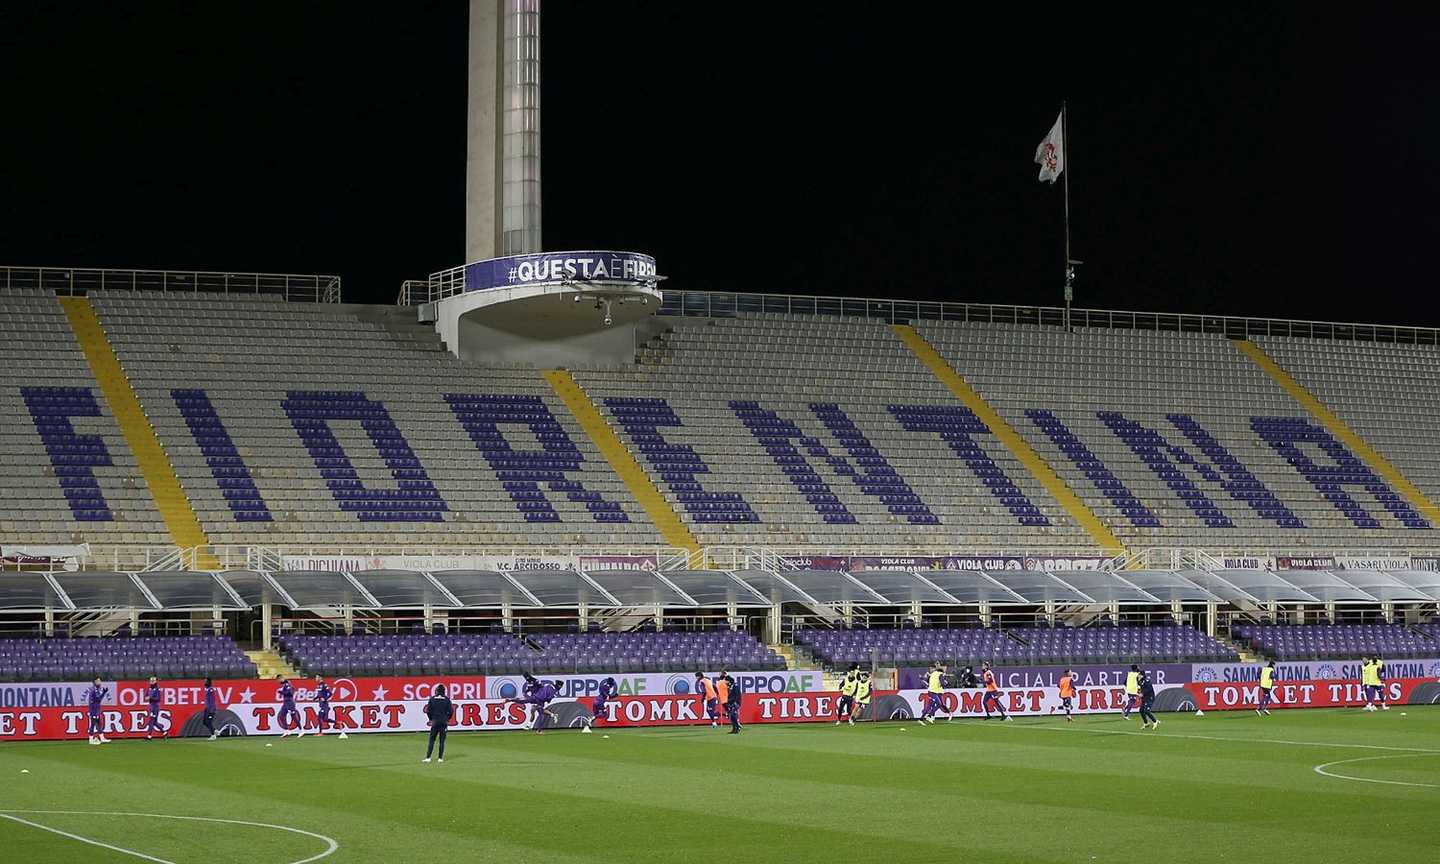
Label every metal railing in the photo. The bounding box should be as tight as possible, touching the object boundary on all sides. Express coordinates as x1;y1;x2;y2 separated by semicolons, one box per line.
653;289;1440;344
699;545;1126;571
0;265;341;303
144;544;696;572
63;543;1440;574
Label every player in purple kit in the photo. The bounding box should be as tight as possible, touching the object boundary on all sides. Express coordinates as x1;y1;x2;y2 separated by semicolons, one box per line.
276;675;304;738
582;676;617;733
506;675;559;733
314;677;346;739
145;676;165;740
85;677;110;745
203;676;219;740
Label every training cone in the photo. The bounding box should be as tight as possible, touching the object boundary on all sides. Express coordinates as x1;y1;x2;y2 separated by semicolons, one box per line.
1195;710;1205;717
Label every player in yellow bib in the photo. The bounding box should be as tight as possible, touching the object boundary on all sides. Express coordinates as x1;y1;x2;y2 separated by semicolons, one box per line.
852;670;872;724
1123;665;1141;719
836;668;859;726
1256;660;1276;716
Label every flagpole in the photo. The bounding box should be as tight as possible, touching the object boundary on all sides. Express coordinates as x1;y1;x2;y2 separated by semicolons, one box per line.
1062;101;1072;332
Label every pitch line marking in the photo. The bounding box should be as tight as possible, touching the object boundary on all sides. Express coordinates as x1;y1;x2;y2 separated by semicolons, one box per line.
1312;753;1440;789
0;813;177;864
0;810;339;864
989;719;1440;754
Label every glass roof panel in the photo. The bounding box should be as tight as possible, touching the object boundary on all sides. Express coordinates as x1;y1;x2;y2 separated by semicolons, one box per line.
269;571;378;609
348;569;460;608
133;571;246;610
583;569;696;607
429;570;541;608
50;572;158;610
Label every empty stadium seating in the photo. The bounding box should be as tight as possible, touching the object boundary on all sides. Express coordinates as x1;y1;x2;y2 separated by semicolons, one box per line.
278;630;785;676
1231;623;1439;660
87;291;659;548
577;315;1093;547
1255;336;1440;513
0;290;169;548
797;624;1237;668
917;321;1440;550
6;286;1440;559
0;635;256;681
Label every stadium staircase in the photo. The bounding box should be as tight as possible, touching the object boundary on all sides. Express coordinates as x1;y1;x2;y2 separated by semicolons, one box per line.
246;648;299;679
1235;339;1440;525
543;368;702;557
890;323;1126;553
59;297;220;569
771;643;799;670
1215;633;1262;663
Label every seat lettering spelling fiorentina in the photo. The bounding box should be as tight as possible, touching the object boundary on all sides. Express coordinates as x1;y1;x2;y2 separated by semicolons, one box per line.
445;393;628;524
1098;411;1302;529
730;401;937;525
281;391;449;523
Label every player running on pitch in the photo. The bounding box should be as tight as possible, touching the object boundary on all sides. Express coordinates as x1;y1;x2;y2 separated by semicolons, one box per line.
277;675;304;738
314;676;346;738
145;676;165;740
919;663;946;725
1256;660;1277;716
1052;668;1076;723
851;669;872;724
722;671;743;734
1122;665;1141;720
835;666;858;726
507;676;559;733
85;677;110;744
696;672;720;728
1138;669;1160;729
202;676;219;740
1361;656;1389;711
981;662;1011;721
583;676;618;733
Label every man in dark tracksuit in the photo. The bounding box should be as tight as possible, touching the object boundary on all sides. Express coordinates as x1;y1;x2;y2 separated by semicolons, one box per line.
722;673;743;734
1138;670;1160;730
423;684;453;763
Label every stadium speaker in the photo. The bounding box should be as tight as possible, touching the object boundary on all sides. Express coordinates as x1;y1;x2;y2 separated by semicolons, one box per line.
869;695;914;721
1406;682;1440;705
1151;688;1200;713
178;708;248;738
548;701;593;728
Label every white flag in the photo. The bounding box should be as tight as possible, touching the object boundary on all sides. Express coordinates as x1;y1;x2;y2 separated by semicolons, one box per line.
1034;111;1064;183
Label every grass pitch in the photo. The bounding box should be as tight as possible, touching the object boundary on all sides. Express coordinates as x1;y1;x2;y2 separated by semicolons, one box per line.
3;708;1437;863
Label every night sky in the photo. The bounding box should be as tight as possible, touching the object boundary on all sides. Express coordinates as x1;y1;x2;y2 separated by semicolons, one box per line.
2;4;1437;324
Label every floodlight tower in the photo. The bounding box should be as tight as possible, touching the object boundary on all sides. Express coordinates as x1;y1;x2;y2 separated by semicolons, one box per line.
467;0;541;262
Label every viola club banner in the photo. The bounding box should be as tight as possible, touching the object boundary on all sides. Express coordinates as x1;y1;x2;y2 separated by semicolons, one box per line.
279;553;658;572
776;555;1109;572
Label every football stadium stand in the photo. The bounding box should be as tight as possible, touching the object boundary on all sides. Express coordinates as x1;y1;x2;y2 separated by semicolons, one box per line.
278;630;786;676
1231;623;1439;661
86;290;658;551
0;289;170;547
797;624;1238;668
4;279;1440;679
914;320;1440;551
0;635;256;681
6;284;1440;560
575;315;1095;549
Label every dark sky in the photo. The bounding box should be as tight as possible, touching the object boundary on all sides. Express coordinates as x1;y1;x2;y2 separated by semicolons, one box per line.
2;4;1437;323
